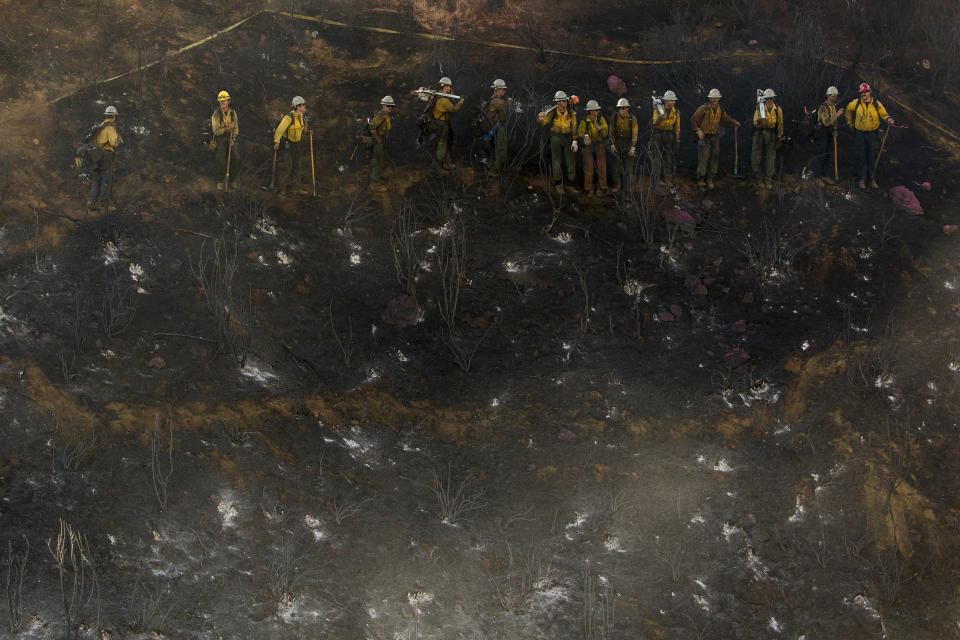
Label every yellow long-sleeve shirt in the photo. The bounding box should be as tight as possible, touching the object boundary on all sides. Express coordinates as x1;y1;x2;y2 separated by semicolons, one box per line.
369;110;391;142
844;98;890;132
541;107;577;135
94;120;121;152
212;108;238;138
577;115;608;142
817;102;840;130
432;96;463;121
610;113;638;143
652;106;680;133
274;111;305;143
752;103;784;137
691;103;736;135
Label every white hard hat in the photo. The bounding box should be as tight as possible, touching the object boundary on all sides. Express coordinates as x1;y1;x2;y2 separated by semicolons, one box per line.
616;98;630;108
104;105;118;116
291;95;306;106
439;76;452;86
825;86;839;96
585;100;600;111
381;95;395;106
707;88;722;99
662;90;677;101
553;90;569;102
491;79;507;89
763;88;777;99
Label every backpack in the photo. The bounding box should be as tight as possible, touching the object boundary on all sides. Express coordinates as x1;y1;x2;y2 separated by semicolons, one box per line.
74;121;107;176
271;111;297;148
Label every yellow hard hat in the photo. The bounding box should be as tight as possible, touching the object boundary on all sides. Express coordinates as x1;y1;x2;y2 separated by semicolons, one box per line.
217;90;231;101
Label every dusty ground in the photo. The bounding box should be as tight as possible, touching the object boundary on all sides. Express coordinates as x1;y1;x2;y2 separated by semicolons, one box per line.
2;2;960;639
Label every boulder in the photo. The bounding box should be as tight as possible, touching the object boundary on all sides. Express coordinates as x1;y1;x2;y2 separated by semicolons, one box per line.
944;225;958;235
889;185;923;216
662;208;696;226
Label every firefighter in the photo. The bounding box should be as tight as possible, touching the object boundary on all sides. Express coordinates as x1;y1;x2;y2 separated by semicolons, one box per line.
690;88;740;190
433;76;464;171
751;88;784;190
487;79;509;176
86;105;123;211
845;82;894;189
577;100;609;195
273;96;307;197
368;95;394;191
538;91;578;193
212;90;239;191
651;90;680;187
609;98;638;193
812;86;843;186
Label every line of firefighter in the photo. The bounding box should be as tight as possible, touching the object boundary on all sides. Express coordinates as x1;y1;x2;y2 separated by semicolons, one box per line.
83;80;895;208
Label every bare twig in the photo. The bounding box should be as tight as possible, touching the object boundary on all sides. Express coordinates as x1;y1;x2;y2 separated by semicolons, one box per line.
150;414;174;511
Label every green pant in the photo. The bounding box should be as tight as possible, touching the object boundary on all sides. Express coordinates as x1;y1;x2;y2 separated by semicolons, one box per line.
609;137;635;189
491;124;507;173
650;129;677;183
696;133;720;179
279;140;301;194
370;140;385;183
751;128;778;179
549;133;576;184
436;120;452;164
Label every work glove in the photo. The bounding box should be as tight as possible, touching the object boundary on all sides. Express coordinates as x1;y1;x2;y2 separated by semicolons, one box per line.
697;138;706;148
583;134;591;146
696;129;704;140
628;146;636;157
274;143;280;151
571;140;579;152
734;120;741;128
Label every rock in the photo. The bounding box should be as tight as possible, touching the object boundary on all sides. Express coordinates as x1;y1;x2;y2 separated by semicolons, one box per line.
382;295;422;326
742;292;754;304
662;208;696;225
944;225;958;235
147;356;166;369
729;319;746;333
557;428;577;442
669;304;683;317
606;75;627;96
920;181;931;191
888;185;923;215
658;311;675;322
748;39;759;46
692;283;708;297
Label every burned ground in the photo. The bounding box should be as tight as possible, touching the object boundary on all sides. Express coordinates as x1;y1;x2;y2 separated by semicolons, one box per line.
1;2;960;639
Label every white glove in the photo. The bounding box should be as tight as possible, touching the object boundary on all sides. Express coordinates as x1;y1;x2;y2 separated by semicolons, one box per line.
571;140;579;152
583;134;591;146
628;146;636;157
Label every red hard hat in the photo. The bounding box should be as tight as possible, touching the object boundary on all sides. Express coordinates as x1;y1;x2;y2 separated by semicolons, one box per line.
858;82;871;93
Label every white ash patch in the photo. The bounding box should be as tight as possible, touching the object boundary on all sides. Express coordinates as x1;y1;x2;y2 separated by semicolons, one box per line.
768;616;783;632
945;278;958;291
128;263;144;281
240;358;279;386
489;397;500;407
341;425;380;467
394;350;409;362
745;547;769;581
712;459;734;473
216;491;241;529
787;495;806;523
102;241;120;264
255;217;278;235
874;374;895;389
407;590;433;615
565;512;588;540
603;536;626;553
773;422;792;436
721;522;742;542
553;232;573;244
277;594;322;624
529;585;571;615
948;359;960;373
692;594;710;612
350;252;362;266
843;594;880;620
503;260;523;272
689;513;706;526
130;125;150;136
276;250;293;266
622;279;654;301
0;306;30;341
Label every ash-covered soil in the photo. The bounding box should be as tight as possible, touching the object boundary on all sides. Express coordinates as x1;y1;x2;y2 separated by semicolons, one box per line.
2;3;960;639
